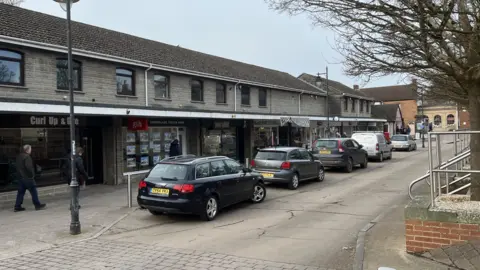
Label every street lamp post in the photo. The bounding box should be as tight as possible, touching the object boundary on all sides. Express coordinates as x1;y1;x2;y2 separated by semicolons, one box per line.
54;0;81;235
316;67;329;137
421;90;425;148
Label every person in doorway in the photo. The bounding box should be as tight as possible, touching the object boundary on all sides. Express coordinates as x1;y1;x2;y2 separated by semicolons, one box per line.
169;139;181;157
14;145;46;212
406;125;411;135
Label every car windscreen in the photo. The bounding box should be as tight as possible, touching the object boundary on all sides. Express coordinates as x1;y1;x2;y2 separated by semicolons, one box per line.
255;151;287;160
352;134;376;144
316;140;338;149
147;163;188;181
391;135;407;141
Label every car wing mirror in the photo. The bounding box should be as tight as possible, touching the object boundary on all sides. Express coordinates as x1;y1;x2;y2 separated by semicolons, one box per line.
358;144;363;149
242;167;251;174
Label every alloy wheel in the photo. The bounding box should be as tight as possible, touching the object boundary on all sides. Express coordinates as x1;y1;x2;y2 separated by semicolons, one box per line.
318;167;325;181
206;198;217;219
252;185;266;202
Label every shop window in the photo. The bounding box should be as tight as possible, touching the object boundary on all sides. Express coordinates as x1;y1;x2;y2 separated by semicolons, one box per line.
253;126;278;150
241;86;250;105
195;163;210;179
447;114;455;125
116;68;135;96
154;74;169;98
434;115;442;126
216;83;226;104
0;49;24;86
259;88;267;107
344;97;348;111
56;59;82;91
202;125;237;160
191;79;203;102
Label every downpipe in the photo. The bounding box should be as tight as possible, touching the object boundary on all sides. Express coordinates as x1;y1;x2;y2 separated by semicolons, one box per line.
144;64;153;106
298;91;304;114
234;80;241;112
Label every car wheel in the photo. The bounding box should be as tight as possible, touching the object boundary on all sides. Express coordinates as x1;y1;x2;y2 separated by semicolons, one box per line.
200;196;218;221
251;182;266;203
378;153;384;162
149;210;163;216
345;158;353;173
360;155;368;168
288;173;299;190
316;166;325;182
407;145;411;152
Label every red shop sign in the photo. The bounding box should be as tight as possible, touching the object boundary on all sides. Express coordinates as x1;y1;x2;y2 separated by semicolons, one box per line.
127;118;149;131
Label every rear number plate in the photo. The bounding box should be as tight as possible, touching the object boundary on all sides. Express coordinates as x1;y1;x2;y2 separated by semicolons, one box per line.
150;188;169;196
319;150;331;154
261;173;274;178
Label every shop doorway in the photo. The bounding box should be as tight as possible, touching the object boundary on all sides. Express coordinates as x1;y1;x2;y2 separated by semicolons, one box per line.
79;128;103;185
178;127;187;155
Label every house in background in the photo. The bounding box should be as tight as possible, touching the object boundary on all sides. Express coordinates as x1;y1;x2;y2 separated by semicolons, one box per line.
298;73;381;137
371;104;403;135
419;99;469;131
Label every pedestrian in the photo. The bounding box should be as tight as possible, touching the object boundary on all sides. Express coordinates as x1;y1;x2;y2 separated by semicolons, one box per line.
169;139;181;157
14;144;46;212
341;132;348;138
406;126;411;135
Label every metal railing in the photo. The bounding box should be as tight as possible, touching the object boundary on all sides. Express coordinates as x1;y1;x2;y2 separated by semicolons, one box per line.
123;169;150;208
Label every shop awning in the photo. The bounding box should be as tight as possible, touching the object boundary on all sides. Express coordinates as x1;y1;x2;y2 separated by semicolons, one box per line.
280;117;310;127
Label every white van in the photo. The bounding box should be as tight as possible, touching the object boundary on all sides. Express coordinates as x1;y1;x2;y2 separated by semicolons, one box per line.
351;132;392;162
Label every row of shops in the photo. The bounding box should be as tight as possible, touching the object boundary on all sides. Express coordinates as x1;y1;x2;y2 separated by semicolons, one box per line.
0;112;384;193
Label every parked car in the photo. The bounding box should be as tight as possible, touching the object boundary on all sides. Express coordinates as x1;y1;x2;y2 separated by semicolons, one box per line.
137;155;266;221
250;147;325;190
311;138;368;173
391;134;417;151
351;132;392;162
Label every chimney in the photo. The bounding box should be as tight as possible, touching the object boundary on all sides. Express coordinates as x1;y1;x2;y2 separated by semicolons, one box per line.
353;84;359;90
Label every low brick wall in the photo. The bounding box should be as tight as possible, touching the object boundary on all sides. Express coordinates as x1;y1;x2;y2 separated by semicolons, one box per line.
405;196;480;254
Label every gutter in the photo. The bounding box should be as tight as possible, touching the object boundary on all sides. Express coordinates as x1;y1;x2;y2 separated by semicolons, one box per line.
0;35;325;97
144;64;153;106
342;92;374;101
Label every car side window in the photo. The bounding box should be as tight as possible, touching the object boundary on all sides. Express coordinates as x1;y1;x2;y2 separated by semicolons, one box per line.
299;150;311;160
351;140;360;148
289;150;301;160
344;140;354;148
195;163;211;179
210;160;228;176
224;159;242;174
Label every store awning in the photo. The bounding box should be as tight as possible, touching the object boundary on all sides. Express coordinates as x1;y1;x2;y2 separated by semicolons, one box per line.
280;117;310;127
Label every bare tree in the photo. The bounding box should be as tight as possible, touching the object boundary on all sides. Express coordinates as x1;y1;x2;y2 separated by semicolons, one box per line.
0;0;24;6
266;0;480;200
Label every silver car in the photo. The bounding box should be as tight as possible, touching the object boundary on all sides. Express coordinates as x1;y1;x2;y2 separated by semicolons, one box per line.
391;135;417;151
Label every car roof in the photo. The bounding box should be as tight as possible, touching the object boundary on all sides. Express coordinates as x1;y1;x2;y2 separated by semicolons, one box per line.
259;147;304;152
317;138;350;141
159;155;228;165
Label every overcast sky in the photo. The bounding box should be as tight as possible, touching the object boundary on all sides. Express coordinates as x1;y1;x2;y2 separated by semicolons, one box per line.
22;0;404;88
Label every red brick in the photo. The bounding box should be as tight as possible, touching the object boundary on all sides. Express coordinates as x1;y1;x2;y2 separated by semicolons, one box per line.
423;231;441;238
405;224;413;231
460;224;479;231
431;238;451;245
423;221;441;227
406;220;423;225
451;229;470;236
406;235;415;241
460;235;480;241
440;233;460;240
440;223;460;229
423;242;442;249
415;226;449;234
407;246;426;253
407;230;423;236
406;241;424;247
450;239;465;245
415;236;432;242
471;231;480;237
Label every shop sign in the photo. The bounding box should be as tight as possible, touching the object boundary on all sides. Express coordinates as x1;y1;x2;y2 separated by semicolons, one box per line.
128;117;149;131
28;115;80;126
149;120;185;126
254;120;279;126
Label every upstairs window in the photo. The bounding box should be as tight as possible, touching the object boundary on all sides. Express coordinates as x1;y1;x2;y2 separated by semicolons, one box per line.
351;99;356;112
259;88;267;107
241;86;250;105
56;59;82;91
366;101;370;112
154;74;169;98
191;79;203;101
434;115;442;126
216;83;226;104
116;68;135;96
344;97;348;111
360;100;364;112
447;114;455;125
0;49;24;86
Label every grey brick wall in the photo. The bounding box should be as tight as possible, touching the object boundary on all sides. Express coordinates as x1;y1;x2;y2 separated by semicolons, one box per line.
336;96;372;118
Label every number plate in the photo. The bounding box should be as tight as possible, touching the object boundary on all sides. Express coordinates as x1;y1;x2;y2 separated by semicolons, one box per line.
319;150;331;154
150;188;169;196
261;173;274;178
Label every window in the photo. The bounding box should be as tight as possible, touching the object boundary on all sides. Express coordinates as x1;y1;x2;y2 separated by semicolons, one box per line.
434;115;442;126
259;88;267;107
447;114;455;125
366;101;370;112
241;86;250;105
148;164;188;180
344;98;348;111
191;79;203;101
195;163;210;179
352;140;360;148
116;68;135;95
210;160;228;176
288;150;301;160
299;150;311;160
154;74;169;98
344;140;354;148
351;99;356;112
224;159;242;174
360;100;364;112
56;59;81;91
0;49;24;85
255;151;286;161
216;83;226;104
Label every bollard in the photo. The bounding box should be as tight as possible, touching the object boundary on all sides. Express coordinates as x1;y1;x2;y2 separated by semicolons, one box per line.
127;174;132;208
245;158;250;169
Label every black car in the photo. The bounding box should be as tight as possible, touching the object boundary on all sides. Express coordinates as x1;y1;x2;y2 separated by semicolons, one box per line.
137;155;266;221
310;138;368;173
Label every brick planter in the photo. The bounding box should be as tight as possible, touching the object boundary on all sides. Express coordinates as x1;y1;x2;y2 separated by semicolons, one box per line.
405;196;480;254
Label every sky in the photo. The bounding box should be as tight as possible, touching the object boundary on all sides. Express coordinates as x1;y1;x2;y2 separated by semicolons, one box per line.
21;0;404;88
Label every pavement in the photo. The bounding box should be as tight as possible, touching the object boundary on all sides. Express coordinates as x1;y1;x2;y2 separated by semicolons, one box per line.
0;139;460;270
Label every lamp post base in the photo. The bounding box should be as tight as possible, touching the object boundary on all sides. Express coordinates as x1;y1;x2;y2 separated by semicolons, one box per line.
69;184;81;235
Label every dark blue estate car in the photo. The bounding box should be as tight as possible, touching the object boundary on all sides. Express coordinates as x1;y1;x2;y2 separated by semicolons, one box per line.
137;155;266;221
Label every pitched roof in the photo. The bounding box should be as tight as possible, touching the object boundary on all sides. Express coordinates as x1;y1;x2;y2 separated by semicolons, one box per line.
360;84;417;101
0;4;321;94
298;73;372;99
371;104;401;122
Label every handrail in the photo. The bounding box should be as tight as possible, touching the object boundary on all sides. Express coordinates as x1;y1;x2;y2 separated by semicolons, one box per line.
441;173;470;189
123;169;150;208
447;183;471;195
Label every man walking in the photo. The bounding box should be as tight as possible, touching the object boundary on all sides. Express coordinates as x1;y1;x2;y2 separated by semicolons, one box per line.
14;145;46;212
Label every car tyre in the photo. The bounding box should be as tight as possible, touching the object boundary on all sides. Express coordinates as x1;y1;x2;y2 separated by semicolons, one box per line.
288;173;300;190
407;145;412;152
316;166;325;182
378;153;384;162
345;158;354;173
251;182;266;203
148;210;163;216
360;155;368;168
200;196;218;221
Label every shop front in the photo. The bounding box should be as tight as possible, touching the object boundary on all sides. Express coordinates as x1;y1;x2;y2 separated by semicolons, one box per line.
200;119;246;162
0;114;109;192
279;117;311;148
